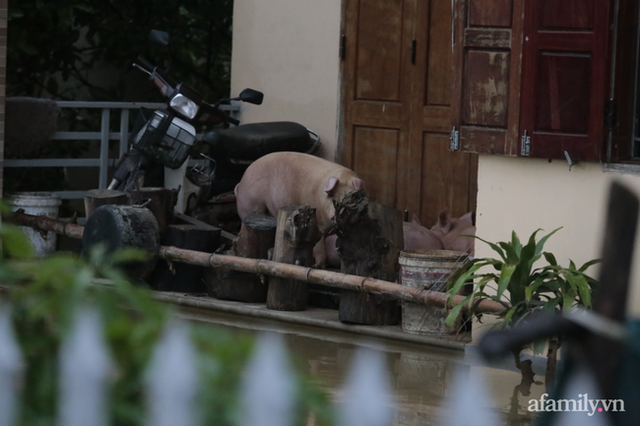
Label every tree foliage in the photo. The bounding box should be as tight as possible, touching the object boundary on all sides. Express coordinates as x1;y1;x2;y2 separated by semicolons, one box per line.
8;0;233;101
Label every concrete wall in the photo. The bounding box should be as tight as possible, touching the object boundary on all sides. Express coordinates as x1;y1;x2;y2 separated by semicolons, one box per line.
476;155;640;319
230;0;342;161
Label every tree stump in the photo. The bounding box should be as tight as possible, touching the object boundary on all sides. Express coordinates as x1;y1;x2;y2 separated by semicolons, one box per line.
335;190;404;325
267;206;321;311
204;212;276;302
146;224;221;292
84;189;128;217
128;187;178;233
82;205;160;279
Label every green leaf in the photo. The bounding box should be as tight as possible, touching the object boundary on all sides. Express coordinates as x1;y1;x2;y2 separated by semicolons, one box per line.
1;226;34;259
472;235;508;262
496;264;516;299
579;258;601;273
446;262;485;305
567;272;592;308
499;242;519;264
446;302;466;327
543;252;558;266
535;227;562;256
511;231;523;257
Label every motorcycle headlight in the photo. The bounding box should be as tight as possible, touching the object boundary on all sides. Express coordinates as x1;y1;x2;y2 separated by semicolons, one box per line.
169;93;199;119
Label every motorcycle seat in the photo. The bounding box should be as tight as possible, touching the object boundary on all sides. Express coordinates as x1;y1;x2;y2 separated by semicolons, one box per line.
206;121;315;161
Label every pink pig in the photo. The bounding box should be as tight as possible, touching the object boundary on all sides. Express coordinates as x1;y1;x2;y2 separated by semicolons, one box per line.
430;209;476;255
324;215;443;269
234;152;366;266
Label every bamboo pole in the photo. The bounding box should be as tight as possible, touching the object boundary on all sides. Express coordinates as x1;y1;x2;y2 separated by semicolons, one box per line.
5;212;506;314
159;246;504;313
9;210;84;239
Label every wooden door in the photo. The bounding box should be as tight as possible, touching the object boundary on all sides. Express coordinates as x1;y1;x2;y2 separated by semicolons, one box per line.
340;0;478;225
519;0;613;161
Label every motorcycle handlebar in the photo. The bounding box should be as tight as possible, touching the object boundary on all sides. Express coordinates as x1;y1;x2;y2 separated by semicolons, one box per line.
135;56;155;73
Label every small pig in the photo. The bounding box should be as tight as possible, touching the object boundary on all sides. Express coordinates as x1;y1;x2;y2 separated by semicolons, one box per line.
324;216;443;269
234;152;366;266
403;215;444;251
431;209;476;255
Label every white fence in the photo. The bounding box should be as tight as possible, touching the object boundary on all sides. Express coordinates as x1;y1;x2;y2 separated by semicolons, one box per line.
4;101;239;199
2;303;605;426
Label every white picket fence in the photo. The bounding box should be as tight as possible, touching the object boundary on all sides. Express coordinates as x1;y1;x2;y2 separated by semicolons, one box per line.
2;303;605;426
0;304;398;426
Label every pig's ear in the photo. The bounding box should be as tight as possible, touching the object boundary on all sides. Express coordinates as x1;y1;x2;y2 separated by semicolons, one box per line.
352;177;366;191
411;214;421;225
437;209;452;233
324;176;339;196
459;212;473;225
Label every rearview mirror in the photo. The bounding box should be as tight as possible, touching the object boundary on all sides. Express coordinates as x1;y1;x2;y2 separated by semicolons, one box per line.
149;30;170;47
238;88;264;105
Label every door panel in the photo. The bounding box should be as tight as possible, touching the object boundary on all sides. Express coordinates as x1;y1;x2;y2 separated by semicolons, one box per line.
540;0;595;30
342;0;416;209
520;0;611;161
463;50;510;127
342;0;478;225
452;0;525;156
352;126;400;208
420;133;476;225
355;1;405;101
412;0;478;224
469;0;513;27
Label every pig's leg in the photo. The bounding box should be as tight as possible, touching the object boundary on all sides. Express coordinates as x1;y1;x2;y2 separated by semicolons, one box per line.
312;235;328;268
234;183;269;219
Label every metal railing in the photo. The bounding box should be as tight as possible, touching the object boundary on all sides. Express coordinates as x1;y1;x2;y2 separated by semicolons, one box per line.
4;101;239;199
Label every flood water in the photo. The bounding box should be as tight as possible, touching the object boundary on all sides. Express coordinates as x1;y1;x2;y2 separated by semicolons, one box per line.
178;306;543;426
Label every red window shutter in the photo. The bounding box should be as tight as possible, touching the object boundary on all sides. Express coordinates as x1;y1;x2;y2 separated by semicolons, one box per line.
519;0;613;161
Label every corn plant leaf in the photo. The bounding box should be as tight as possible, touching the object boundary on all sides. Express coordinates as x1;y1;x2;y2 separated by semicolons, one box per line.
499;242;519;264
511;231;523;257
446;262;485;305
534;227;562;257
567;272;592;308
472;235;507;262
579;258;601;273
502;306;518;324
496;264;517;299
543;252;558;266
445;300;467;327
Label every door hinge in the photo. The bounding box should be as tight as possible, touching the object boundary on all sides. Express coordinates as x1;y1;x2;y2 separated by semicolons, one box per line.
604;99;617;129
521;130;531;156
340;34;346;61
450;127;460;151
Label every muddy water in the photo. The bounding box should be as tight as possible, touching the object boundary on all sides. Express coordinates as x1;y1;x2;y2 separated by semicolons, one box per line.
178;307;542;426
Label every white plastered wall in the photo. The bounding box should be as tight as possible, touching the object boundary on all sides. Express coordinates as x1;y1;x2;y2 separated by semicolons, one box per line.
476;155;640;323
230;0;342;161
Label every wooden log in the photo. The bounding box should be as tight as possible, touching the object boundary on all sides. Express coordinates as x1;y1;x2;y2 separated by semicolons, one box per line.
84;189;128;218
6;211;507;314
146;224;221;292
128;187;178;233
334;190;404;325
9;210;84;239
82;205;160;279
267;206;321;311
204;212;276;302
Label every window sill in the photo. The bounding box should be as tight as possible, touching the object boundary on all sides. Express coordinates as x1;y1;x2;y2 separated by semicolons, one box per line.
603;162;640;176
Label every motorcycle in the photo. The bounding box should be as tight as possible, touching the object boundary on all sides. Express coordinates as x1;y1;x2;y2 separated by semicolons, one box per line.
108;31;321;217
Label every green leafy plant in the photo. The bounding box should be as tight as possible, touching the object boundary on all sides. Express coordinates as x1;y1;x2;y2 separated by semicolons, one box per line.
444;228;599;388
0;220;334;426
